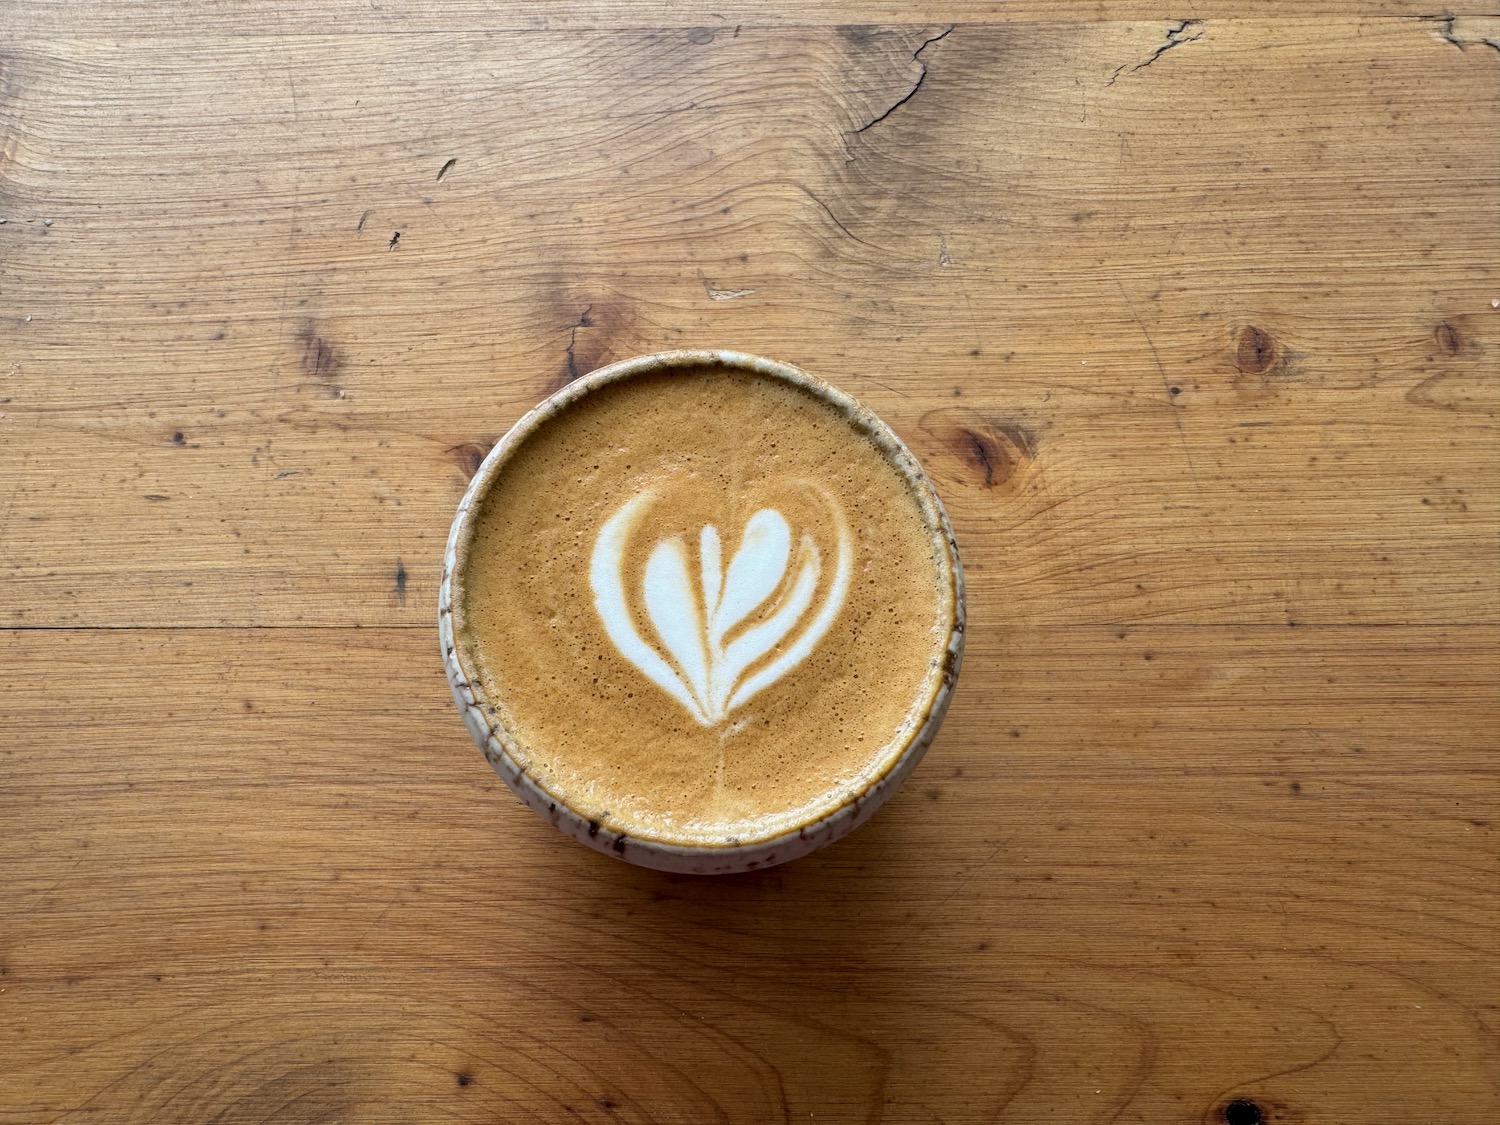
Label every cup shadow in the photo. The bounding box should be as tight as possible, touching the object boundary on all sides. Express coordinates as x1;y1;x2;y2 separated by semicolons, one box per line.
532;799;1028;1121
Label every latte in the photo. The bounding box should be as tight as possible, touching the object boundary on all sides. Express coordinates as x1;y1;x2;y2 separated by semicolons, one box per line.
441;351;963;871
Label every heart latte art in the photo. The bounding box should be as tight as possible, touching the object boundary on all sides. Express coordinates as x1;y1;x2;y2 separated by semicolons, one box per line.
590;491;852;726
448;355;961;860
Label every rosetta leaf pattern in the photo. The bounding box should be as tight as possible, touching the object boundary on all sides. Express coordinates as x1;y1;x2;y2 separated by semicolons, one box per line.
589;492;851;726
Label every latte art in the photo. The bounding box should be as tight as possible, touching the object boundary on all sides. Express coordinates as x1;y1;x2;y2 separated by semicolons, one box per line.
590;491;852;726
446;352;962;864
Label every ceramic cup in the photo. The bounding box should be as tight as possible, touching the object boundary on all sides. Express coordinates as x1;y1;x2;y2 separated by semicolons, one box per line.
440;350;965;873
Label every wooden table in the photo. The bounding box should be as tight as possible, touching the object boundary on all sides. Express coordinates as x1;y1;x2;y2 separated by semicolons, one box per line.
3;3;1496;1121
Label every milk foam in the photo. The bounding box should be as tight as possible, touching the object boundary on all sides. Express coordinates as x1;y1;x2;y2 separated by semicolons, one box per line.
457;363;955;847
589;489;852;726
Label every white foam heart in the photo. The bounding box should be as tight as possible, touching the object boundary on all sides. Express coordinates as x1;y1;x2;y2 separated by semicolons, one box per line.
590;492;851;726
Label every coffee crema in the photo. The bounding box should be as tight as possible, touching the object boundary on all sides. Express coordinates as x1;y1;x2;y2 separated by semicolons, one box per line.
447;354;960;855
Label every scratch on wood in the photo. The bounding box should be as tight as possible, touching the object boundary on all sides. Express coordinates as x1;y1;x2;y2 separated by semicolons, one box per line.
704;279;756;301
564;305;594;383
864;377;909;399
854;25;955;134
799;186;877;249
1108;20;1205;86
1432;14;1464;48
1427;14;1500;54
1115;280;1203;494
936;838;1011;909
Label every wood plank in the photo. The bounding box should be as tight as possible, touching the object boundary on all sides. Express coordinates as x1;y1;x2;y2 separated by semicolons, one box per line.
0;5;1478;36
1;19;1495;627
2;7;1495;1125
1;625;1496;1122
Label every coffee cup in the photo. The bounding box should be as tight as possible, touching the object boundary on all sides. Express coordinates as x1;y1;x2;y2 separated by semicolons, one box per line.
440;350;964;873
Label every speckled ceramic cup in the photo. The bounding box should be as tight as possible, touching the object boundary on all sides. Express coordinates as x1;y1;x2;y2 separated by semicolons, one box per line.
440;350;964;873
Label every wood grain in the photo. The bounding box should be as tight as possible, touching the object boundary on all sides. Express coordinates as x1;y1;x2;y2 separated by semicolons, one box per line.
1;19;1495;626
2;626;1496;1123
0;5;1482;36
1;5;1496;1123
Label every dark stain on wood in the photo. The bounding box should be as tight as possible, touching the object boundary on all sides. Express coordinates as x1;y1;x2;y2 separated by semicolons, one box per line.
393;559;407;606
296;323;342;381
207;1062;358;1123
1435;321;1460;356
993;420;1038;459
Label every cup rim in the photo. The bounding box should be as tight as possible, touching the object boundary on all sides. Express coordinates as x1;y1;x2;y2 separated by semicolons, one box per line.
439;349;966;873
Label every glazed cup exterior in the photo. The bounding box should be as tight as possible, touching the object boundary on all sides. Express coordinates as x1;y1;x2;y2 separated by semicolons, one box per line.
440;350;965;874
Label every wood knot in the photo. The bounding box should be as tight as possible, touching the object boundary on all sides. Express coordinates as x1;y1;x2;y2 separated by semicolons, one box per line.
1219;1099;1264;1125
919;407;1036;490
1236;325;1275;374
1435;321;1460;356
447;441;494;480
